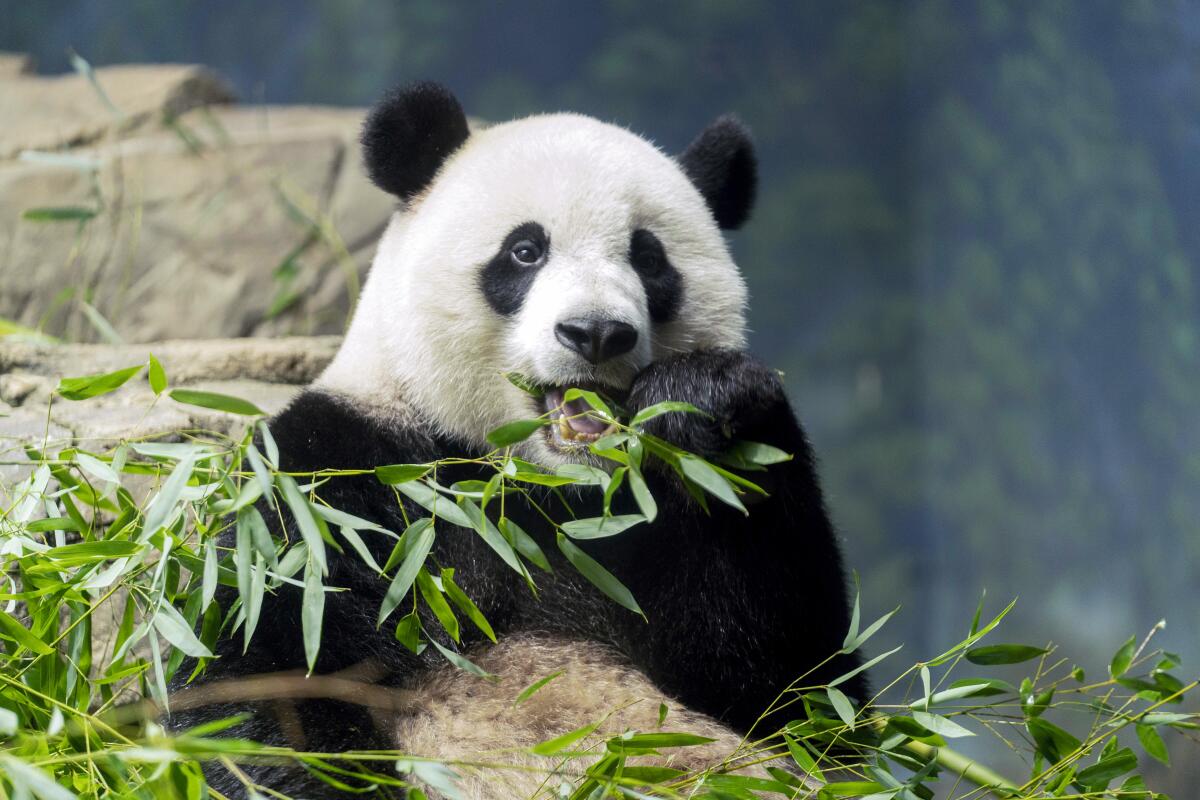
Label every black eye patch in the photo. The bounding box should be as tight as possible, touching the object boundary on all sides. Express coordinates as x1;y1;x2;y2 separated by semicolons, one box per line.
479;222;549;316
629;229;683;323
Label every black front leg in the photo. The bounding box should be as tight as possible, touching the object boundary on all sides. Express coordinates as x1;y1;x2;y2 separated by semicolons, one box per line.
602;350;865;732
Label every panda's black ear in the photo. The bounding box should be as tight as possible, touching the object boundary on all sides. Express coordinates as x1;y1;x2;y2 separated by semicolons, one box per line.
361;81;470;201
678;115;757;230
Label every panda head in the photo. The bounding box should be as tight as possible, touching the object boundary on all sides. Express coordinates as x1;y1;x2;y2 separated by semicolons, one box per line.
320;82;755;465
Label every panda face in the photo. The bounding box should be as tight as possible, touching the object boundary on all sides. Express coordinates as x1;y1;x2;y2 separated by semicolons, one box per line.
321;90;754;466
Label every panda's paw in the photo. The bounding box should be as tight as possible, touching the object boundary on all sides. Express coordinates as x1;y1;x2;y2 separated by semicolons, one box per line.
626;349;788;459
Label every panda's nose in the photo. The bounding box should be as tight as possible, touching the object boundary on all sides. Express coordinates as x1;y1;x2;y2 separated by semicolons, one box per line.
554;318;639;364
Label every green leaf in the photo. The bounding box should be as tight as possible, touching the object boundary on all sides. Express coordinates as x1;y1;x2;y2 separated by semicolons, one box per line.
784;734;823;782
428;637;495;679
827;686;857;730
0;754;77;800
630;400;704;427
486;418;546;448
514;670;564;706
560;514;645;539
458;498;527;579
602;466;625;514
277;474;327;575
504;371;544;397
170;388;264;416
911;710;974;738
499;518;551;572
678;455;746;514
76;451;119;484
554;463;609;486
258;419;280;466
311;503;390;534
302;557;326;673
45;539;140;564
509;471;577;487
556;533;643;617
1136;723;1170;765
196;538;218;612
394;612;423;654
606;732;716;751
627;465;657;522
1109;634;1136;678
530;722;598;755
244;555;266;651
620;766;685;784
727;440;792;466
416;569;460;643
1026;717;1081;764
910;679;1015;708
819;782;888;797
148;353;167;394
22;205;99;222
1141;712;1193;727
378;519;435;627
395;481;474;529
152;601;213;658
57;364;143;400
142;452;197;537
843;605;900;654
830;645;902;688
374;464;431;485
441;569;496;643
338;526;383;574
0;611;53;655
24;516;83;533
1076;747;1138;789
965;644;1048;665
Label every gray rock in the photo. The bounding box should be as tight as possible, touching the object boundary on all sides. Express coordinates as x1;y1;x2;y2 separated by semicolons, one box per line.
0;62;394;343
0;336;337;479
0;63;235;159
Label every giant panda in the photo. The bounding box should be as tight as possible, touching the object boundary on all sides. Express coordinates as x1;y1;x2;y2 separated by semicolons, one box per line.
170;82;864;799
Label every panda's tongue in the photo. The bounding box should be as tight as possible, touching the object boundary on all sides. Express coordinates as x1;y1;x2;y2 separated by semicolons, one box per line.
547;388;611;435
561;396;610;434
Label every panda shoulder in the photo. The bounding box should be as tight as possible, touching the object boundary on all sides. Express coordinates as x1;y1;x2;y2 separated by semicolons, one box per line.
266;388;434;473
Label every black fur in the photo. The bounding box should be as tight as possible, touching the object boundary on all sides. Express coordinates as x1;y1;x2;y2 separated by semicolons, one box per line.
678;115;758;230
168;351;863;798
361;81;470;201
478;221;549;316
630;229;683;322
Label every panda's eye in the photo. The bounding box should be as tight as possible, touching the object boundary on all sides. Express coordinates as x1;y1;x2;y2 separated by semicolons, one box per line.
510;240;543;266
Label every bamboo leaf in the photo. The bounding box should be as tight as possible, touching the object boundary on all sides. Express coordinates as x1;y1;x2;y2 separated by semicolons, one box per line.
965;644;1047;665
152;601;213;658
514;670;564;706
170;388;264;416
378;519;435;627
148;353;168;394
57;364;142;400
486;418;546;448
303;556;325;673
558;533;642;617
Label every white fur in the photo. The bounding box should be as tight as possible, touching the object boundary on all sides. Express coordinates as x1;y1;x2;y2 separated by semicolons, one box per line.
319;113;748;464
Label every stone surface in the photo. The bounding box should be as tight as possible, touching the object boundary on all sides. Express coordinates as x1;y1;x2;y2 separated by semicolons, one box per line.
0;63;235;159
0;336;337;483
0;61;395;343
0;52;33;78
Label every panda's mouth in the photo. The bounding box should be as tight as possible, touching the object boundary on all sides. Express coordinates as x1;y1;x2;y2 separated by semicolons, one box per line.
540;386;622;448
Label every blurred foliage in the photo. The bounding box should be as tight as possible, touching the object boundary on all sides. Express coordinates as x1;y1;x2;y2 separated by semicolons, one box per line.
4;0;1200;783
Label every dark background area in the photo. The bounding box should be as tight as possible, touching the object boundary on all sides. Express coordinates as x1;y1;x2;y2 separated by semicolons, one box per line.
5;0;1199;788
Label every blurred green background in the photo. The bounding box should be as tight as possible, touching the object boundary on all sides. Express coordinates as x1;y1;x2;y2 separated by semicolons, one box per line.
5;0;1199;785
